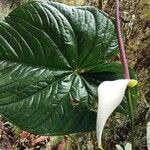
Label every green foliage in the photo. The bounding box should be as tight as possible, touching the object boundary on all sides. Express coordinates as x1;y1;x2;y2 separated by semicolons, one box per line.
0;1;137;135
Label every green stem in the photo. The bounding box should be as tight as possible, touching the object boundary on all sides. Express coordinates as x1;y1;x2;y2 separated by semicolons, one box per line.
127;87;135;150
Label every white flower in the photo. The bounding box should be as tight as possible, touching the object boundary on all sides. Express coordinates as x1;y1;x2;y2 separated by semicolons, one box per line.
96;79;137;149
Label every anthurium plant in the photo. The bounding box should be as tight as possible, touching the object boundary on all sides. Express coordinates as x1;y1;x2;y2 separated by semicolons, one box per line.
0;0;137;139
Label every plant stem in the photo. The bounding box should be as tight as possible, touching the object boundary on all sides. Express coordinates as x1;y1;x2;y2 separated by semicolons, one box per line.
127;88;135;150
115;0;130;79
115;0;135;149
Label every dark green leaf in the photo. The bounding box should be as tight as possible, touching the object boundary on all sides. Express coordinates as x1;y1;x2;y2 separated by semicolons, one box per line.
0;1;137;135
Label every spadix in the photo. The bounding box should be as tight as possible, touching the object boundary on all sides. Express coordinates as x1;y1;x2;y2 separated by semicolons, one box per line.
96;79;137;149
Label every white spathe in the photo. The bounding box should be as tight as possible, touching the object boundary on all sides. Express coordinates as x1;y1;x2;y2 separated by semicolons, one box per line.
96;79;137;149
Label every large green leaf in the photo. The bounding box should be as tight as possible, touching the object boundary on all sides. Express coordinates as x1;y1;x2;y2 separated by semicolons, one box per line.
0;1;137;135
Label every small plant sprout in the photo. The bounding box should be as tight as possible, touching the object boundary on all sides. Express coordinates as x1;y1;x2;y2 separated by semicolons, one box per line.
116;143;132;150
96;79;137;149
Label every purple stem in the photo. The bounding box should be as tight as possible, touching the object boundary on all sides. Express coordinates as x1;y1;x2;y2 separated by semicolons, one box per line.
115;0;130;79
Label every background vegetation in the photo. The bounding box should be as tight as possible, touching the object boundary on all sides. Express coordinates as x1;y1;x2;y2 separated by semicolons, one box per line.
0;0;149;149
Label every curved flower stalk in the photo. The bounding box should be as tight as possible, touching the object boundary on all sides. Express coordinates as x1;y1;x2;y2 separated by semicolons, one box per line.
96;79;137;149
